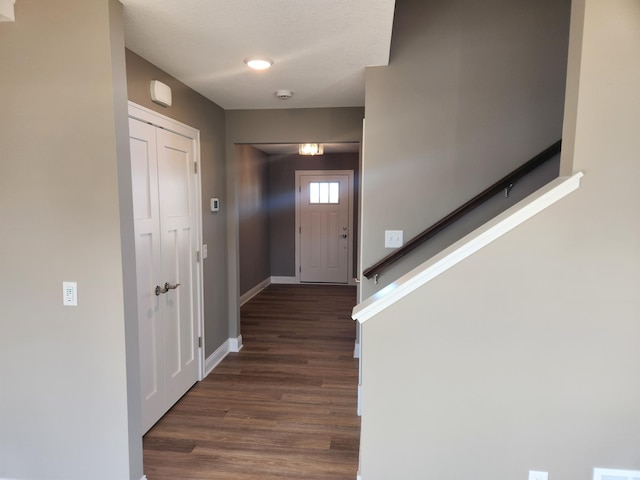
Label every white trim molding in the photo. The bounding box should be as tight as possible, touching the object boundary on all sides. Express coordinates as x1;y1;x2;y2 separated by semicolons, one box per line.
0;0;16;22
204;340;231;376
353;173;584;324
240;277;270;306
229;335;243;352
203;335;243;376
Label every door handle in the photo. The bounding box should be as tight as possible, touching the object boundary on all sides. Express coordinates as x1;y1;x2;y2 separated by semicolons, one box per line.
340;234;348;238
155;282;181;296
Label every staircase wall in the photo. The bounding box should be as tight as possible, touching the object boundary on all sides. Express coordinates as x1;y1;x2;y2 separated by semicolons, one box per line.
358;0;640;478
361;0;571;298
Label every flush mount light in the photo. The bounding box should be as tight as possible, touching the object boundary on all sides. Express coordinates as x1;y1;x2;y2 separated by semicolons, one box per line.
299;144;324;156
245;58;273;70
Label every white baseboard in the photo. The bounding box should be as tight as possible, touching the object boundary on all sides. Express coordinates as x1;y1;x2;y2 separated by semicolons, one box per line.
240;277;271;306
229;334;243;352
353;340;360;359
204;339;232;376
357;473;362;480
141;476;148;480
204;335;242;376
271;276;298;284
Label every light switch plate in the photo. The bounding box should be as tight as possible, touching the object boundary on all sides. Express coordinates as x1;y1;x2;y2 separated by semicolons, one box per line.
63;281;78;306
385;230;403;248
529;471;548;480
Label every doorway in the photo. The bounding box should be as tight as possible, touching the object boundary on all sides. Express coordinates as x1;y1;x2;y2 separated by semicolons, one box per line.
128;102;204;433
296;170;355;284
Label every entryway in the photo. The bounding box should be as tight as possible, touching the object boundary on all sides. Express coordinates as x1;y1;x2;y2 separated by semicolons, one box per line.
296;170;355;284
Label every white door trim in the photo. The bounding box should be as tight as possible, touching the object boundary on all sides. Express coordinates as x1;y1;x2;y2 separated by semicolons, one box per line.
295;170;355;285
128;101;205;381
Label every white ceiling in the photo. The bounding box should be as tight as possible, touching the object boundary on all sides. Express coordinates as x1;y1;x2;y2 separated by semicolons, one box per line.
121;0;396;110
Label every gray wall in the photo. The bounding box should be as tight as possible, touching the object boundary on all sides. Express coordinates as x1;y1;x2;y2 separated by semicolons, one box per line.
359;0;640;477
125;50;228;356
0;0;142;478
268;152;360;277
361;0;571;298
237;145;271;295
225;108;364;337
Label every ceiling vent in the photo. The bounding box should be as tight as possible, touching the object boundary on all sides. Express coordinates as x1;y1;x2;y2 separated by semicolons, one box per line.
275;89;293;99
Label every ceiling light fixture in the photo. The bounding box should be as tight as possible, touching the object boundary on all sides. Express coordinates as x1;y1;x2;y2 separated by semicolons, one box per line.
299;144;324;156
245;58;273;70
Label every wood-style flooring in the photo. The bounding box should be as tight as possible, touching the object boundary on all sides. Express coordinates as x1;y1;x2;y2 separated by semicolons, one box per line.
143;284;361;480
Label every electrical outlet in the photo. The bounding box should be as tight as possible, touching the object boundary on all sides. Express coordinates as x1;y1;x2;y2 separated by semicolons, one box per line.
529;471;548;480
385;230;403;248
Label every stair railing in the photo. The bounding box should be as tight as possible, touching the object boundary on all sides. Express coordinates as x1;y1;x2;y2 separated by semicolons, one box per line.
363;140;562;281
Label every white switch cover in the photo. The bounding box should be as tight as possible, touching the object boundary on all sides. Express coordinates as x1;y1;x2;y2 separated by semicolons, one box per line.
202;244;208;259
529;471;548;480
385;230;403;248
63;281;78;306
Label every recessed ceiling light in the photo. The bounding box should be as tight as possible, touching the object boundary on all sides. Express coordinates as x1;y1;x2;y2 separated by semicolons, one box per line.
245;58;273;70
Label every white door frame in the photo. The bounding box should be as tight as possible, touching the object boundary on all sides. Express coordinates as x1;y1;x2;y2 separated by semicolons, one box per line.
128;101;205;381
295;170;355;285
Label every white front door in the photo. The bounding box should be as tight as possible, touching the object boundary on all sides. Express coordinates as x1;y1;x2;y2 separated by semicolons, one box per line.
129;117;200;433
299;173;351;283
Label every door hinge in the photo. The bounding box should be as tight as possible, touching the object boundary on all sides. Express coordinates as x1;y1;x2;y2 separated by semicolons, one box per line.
196;251;201;262
198;336;202;348
194;162;198;174
299;226;301;234
299;266;302;273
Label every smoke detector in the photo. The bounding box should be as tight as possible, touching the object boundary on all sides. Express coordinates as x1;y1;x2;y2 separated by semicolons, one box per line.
275;89;293;99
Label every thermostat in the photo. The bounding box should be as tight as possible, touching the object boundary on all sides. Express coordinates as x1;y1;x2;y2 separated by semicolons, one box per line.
210;198;220;212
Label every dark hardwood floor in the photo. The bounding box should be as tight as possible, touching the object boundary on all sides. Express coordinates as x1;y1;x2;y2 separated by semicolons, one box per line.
143;284;361;479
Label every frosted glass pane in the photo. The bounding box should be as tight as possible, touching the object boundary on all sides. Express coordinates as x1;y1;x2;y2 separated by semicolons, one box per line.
319;182;329;203
329;182;339;203
310;182;319;203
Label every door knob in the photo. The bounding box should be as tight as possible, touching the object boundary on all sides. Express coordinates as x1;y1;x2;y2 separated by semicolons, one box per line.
155;282;180;296
340;234;348;238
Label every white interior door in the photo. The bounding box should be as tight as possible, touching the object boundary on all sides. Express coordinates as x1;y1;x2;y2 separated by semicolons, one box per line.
299;173;350;283
130;117;199;433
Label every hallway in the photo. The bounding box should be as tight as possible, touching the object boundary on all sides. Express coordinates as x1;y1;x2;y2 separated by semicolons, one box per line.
142;284;361;479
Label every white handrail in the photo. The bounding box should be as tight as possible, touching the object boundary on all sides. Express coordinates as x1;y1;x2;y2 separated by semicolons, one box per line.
352;172;584;324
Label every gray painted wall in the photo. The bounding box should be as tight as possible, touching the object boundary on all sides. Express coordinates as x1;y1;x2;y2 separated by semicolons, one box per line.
361;0;571;298
268;152;359;277
0;1;142;478
225;108;364;337
359;0;640;477
125;50;229;356
237;145;271;295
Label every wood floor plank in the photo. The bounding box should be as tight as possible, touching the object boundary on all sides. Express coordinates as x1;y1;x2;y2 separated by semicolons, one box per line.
143;284;360;479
